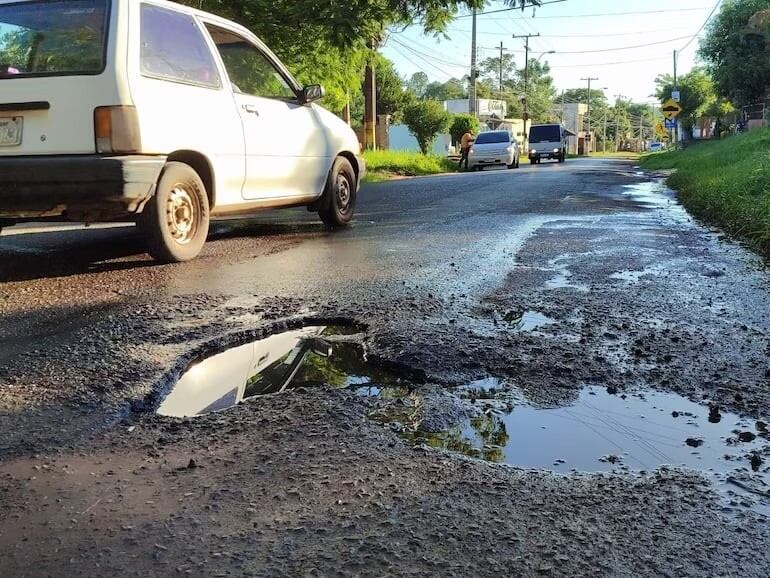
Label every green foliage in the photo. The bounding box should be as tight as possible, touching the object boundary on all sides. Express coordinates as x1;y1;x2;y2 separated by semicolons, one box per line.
424;77;467;100
522;60;557;123
375;55;413;122
448;114;481;145
405;71;429;98
699;0;770;105
640;126;770;256
655;68;716;136
362;149;455;180
403;99;450;154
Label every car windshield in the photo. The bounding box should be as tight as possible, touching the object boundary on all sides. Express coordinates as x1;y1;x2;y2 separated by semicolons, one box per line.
0;0;108;78
475;132;510;144
529;125;561;143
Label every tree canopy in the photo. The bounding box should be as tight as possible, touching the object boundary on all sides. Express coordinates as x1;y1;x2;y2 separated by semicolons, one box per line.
699;0;770;105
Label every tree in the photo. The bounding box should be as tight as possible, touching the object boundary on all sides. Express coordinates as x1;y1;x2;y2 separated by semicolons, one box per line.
375;55;412;121
424;78;467;100
699;0;770;106
406;71;429;98
523;60;557;123
449;114;481;146
403;100;450;154
655;68;716;137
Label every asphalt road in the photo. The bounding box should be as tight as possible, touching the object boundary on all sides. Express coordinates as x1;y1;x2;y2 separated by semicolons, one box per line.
2;158;770;576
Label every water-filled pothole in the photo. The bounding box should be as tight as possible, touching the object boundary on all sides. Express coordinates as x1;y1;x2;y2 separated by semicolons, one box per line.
157;326;405;418
157;327;769;508
423;384;768;477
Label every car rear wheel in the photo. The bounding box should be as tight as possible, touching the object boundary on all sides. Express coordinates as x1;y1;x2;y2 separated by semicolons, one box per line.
139;161;210;263
319;157;357;228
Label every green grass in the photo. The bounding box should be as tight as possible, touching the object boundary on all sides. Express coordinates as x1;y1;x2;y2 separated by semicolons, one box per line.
362;150;456;182
640;127;770;257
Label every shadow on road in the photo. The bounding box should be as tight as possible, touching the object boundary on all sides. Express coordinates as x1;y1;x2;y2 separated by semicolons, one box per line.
0;219;326;283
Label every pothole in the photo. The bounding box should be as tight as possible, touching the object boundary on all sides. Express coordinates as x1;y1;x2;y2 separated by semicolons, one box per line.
503;310;557;332
426;384;768;476
157;325;406;418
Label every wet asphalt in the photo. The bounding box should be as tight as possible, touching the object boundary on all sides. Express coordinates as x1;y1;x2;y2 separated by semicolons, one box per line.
1;157;770;576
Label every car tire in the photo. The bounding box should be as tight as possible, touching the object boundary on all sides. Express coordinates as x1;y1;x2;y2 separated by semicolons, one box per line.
138;161;210;263
319;157;357;228
559;150;566;163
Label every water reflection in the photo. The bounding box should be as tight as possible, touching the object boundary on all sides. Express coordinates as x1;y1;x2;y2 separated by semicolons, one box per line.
158;326;402;417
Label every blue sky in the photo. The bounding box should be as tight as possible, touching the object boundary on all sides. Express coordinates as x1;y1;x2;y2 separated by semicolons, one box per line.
381;0;720;104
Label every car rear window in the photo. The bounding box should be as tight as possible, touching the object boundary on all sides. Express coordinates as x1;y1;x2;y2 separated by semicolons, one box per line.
0;0;109;78
529;125;562;143
475;132;511;144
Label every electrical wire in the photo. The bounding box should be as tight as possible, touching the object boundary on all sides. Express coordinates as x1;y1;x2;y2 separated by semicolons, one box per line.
678;0;723;53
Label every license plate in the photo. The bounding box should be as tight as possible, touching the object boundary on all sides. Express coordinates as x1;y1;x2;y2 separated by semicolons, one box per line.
0;116;22;146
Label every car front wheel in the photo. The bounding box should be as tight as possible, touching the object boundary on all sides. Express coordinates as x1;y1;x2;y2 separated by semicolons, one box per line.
139;161;210;263
319;157;357;228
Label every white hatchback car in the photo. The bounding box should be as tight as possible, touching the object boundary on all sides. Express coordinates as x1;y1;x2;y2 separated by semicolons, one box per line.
0;0;364;262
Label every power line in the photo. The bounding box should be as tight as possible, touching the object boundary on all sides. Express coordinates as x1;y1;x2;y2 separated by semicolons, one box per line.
554;35;692;54
447;27;693;38
679;0;723;53
456;0;568;19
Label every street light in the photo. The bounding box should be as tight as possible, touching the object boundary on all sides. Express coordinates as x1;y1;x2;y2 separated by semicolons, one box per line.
536;50;555;62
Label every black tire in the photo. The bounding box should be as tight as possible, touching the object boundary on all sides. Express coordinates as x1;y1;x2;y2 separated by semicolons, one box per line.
319;157;357;228
138;161;210;263
558;150;566;163
515;154;520;168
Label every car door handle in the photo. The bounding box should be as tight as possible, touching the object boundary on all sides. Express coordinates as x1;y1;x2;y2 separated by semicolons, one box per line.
242;104;259;115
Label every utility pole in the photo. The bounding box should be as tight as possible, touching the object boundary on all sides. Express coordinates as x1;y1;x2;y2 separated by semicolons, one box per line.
614;93;623;152
603;111;608;153
580;76;598;153
673;50;679;149
498;42;507;97
469;9;478;117
363;36;379;150
512;33;539;140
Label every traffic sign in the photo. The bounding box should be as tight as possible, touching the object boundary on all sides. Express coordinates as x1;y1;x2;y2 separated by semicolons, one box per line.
662;98;682;120
665;119;677;129
672;90;681;102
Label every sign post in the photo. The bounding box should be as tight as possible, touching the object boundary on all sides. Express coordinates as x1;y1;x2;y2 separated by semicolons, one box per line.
662;97;683;147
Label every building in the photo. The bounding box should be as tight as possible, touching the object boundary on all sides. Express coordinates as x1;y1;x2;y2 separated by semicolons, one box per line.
552;102;593;155
443;99;508;129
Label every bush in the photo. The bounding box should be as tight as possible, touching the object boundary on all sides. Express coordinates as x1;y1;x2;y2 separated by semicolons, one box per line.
449;114;481;146
402;100;450;155
362;150;455;181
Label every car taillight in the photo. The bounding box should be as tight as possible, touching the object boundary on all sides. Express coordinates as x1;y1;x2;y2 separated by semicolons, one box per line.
94;106;141;154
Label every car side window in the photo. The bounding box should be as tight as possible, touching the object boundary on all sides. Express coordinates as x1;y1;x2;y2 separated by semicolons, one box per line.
205;25;296;101
140;4;221;88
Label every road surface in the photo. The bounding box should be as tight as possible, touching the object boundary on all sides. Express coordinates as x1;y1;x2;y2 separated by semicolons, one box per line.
1;158;769;576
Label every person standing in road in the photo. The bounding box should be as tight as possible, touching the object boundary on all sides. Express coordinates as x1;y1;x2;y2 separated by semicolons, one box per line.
458;129;475;171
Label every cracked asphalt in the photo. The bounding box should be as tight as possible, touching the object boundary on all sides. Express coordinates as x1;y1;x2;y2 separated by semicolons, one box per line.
1;158;769;577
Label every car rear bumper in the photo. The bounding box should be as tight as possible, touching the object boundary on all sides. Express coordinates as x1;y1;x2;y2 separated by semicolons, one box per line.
529;151;561;160
355;154;366;186
0;155;166;220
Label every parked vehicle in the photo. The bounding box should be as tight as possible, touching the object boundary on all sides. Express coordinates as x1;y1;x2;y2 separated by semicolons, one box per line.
648;142;665;152
468;130;520;171
528;124;567;164
0;0;364;262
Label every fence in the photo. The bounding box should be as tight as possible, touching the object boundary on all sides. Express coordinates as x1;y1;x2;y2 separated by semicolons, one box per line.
741;93;770;131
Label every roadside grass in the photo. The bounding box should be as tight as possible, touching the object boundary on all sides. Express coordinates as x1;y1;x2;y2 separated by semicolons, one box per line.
590;151;641;159
362;150;457;182
640;127;770;257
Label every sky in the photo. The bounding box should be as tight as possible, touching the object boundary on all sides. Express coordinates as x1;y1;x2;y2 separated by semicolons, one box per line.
381;0;722;105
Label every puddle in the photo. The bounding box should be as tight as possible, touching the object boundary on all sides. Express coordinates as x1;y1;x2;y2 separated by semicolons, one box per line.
622;181;674;209
503;310;557;332
157;326;405;417
545;256;590;293
411;385;770;509
609;264;665;284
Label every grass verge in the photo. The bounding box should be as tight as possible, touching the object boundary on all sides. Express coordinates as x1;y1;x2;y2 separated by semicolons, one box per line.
362;150;457;182
640;127;770;258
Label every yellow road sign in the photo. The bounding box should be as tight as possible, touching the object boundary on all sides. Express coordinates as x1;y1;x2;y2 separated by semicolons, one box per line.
662;98;683;120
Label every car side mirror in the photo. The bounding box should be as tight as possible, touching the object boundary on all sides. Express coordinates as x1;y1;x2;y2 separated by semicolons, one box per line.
300;84;325;104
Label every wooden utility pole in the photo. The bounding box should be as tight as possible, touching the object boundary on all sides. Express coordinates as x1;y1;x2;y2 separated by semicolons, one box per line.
512;33;539;138
581;76;598;153
364;45;377;149
499;42;507;97
469;9;478;116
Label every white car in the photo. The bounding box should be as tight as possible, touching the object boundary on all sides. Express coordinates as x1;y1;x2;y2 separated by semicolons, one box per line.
0;0;364;262
468;130;520;170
